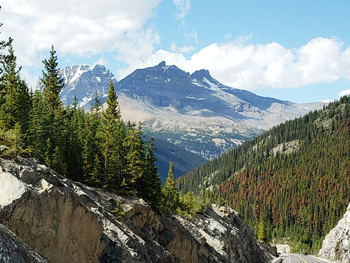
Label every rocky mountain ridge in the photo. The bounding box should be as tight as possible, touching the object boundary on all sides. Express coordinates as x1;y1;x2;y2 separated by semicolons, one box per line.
59;62;325;178
0;151;275;263
60;62;325;157
60;64;117;107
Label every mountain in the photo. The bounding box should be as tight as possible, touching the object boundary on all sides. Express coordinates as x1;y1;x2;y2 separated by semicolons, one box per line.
0;155;275;263
177;96;350;253
59;62;325;178
115;61;325;159
60;64;117;108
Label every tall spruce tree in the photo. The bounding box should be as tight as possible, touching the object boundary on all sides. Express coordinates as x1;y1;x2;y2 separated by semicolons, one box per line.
41;45;64;112
100;81;125;188
0;43;30;131
139;135;162;207
161;162;179;213
0;6;12;76
123;122;144;194
27;90;46;158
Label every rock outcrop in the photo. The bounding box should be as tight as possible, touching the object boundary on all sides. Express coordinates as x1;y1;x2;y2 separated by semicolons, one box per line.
0;155;272;263
319;203;350;262
0;223;48;263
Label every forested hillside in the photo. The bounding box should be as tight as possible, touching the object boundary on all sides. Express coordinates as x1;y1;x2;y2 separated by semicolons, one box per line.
177;97;350;252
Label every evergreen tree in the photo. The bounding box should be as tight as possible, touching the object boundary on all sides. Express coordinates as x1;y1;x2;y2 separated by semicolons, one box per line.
41;45;64;112
0;43;30;131
161;162;179;213
91;90;101;112
257;212;267;241
123;122;144;193
27;90;46;158
82;110;103;185
139;135;162;207
100;81;124;188
0;6;12;75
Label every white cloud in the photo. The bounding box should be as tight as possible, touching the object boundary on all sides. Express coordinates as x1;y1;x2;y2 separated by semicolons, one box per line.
170;42;195;53
121;37;350;92
339;89;350;98
321;99;334;103
178;20;186;32
1;0;161;69
224;33;232;40
172;0;191;19
94;56;108;67
186;29;198;44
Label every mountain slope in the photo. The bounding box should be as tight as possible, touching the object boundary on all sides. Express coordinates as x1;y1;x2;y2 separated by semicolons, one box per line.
177;96;350;252
152;138;206;183
59;62;325;179
116;62;325;156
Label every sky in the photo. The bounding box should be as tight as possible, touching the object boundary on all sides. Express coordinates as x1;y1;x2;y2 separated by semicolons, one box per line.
1;0;350;103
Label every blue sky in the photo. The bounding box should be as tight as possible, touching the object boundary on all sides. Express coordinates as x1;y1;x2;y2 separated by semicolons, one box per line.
2;0;350;103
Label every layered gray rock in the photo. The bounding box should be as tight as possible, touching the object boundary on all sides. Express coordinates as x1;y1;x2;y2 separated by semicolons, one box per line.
319;203;350;262
0;223;48;263
0;156;273;263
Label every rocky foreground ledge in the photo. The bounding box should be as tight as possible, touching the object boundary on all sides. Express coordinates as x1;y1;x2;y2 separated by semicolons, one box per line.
0;155;275;263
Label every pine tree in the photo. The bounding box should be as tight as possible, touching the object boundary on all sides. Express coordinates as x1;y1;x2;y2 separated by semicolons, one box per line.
161;162;179;213
123;122;144;194
0;7;12;75
139;135;162;207
41;45;64;112
100;81;124;188
257;212;267;241
0;43;28;130
82;110;102;184
91;90;101;112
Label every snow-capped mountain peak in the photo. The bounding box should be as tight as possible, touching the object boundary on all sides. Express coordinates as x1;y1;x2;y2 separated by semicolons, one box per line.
59;61;325;160
59;64;117;107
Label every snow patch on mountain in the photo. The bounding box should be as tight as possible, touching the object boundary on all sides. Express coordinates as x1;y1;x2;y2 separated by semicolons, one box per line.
203;77;220;91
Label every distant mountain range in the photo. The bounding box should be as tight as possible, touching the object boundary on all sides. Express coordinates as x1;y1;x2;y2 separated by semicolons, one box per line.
59;62;325;180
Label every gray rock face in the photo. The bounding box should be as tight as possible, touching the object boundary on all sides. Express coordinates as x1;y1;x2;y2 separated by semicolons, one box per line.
319;203;350;262
0;156;272;263
0;223;48;263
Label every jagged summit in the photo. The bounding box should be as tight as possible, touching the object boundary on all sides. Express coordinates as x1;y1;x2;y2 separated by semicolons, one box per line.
157;61;166;67
191;69;212;80
60;64;117;108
